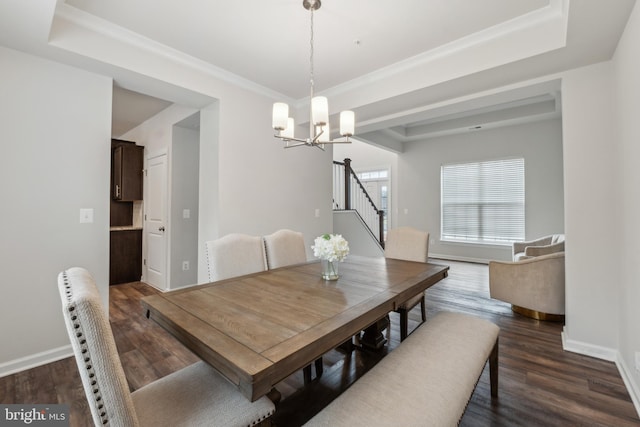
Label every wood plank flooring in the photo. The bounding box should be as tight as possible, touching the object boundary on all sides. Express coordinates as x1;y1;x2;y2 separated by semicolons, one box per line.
1;260;638;426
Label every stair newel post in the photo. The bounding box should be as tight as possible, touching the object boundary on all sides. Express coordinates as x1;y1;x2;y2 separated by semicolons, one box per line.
378;210;385;248
344;158;352;210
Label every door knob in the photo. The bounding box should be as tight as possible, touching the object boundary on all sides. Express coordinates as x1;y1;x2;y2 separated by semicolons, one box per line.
159;226;165;232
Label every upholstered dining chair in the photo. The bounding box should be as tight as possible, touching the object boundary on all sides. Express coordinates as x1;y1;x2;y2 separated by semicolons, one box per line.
263;229;307;269
57;267;275;427
205;233;268;282
385;226;430;341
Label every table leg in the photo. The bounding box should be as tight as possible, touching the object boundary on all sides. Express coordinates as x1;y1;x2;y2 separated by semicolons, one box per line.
359;315;390;351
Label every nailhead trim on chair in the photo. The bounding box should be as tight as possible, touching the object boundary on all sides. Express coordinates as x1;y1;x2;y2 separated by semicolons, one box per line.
62;272;109;426
204;244;214;283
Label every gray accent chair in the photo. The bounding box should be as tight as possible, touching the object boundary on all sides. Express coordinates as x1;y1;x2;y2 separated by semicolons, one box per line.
384;226;430;340
205;233;268;282
57;267;275;427
513;234;565;261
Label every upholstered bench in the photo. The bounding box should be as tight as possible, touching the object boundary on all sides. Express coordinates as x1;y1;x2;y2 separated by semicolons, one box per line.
304;311;499;426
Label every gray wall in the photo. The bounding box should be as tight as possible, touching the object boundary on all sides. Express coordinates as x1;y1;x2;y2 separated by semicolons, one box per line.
170;124;200;288
0;46;111;372
396;118;564;262
333;211;384;258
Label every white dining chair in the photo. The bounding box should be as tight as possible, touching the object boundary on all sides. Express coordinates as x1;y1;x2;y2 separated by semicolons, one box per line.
205;233;268;282
263;229;307;269
385;226;430;341
57;267;275;427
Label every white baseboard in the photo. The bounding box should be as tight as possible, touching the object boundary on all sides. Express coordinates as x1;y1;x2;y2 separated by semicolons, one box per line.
561;329;617;361
0;345;72;378
616;354;640;419
562;329;640;418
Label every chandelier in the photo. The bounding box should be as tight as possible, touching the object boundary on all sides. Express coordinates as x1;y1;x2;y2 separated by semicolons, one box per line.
272;0;355;150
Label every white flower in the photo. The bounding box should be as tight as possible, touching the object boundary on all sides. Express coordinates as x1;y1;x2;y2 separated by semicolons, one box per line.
311;234;350;262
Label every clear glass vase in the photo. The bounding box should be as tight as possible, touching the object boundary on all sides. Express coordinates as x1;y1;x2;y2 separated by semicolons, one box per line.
321;259;339;280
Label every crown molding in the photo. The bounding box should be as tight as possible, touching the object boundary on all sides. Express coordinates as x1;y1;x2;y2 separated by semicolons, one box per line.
53;3;295;104
316;0;568;101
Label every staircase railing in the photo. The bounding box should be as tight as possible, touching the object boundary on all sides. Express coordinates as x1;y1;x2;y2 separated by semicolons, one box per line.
333;158;385;248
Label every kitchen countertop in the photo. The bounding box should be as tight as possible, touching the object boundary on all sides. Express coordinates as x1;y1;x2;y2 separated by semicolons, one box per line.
110;226;143;231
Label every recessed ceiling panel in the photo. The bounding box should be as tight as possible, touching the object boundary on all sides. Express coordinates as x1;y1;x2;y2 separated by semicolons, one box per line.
65;0;549;98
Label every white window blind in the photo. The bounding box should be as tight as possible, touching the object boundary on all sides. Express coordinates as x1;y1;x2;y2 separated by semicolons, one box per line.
441;158;525;244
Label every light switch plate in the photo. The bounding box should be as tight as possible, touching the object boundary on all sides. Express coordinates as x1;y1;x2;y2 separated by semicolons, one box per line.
183;209;190;219
80;208;94;224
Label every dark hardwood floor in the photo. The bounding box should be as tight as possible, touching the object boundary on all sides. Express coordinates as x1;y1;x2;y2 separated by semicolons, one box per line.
1;260;638;426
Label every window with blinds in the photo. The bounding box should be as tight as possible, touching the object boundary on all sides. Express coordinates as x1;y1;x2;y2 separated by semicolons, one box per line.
441;158;525;244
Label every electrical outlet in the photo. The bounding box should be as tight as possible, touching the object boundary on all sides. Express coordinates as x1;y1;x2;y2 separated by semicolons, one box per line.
635;352;640;372
182;261;189;271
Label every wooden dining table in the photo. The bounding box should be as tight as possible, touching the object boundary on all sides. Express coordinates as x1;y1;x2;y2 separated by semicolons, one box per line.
140;255;449;401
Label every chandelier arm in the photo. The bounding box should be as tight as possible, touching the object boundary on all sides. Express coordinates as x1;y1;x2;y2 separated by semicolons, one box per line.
284;141;311;149
311;126;324;144
274;135;309;144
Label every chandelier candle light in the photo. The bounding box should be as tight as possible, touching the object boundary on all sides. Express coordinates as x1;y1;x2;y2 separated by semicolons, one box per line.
272;0;355;150
312;234;350;280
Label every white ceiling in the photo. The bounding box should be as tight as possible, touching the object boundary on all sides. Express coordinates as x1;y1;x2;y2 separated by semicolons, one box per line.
1;0;636;145
66;0;549;99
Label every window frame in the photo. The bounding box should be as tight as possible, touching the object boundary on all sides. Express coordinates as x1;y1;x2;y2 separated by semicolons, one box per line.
440;157;525;246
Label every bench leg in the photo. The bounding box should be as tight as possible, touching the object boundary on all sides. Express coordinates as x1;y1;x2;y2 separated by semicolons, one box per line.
489;337;499;397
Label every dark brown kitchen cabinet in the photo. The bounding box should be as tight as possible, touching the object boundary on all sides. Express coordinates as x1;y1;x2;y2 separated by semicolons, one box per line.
110;229;142;285
112;143;143;201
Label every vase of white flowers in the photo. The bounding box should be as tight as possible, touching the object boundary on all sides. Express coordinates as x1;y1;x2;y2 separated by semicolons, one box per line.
312;234;349;280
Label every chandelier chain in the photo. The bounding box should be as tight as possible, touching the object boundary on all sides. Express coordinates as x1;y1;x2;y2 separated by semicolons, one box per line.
310;6;315;95
271;0;353;149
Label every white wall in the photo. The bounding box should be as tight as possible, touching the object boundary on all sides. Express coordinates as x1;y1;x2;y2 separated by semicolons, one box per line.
214;89;333;261
561;62;620;357
396;118;564;262
612;1;640;404
0;46;112;375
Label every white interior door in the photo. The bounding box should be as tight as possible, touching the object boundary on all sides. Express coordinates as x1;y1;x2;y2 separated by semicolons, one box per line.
145;152;168;290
